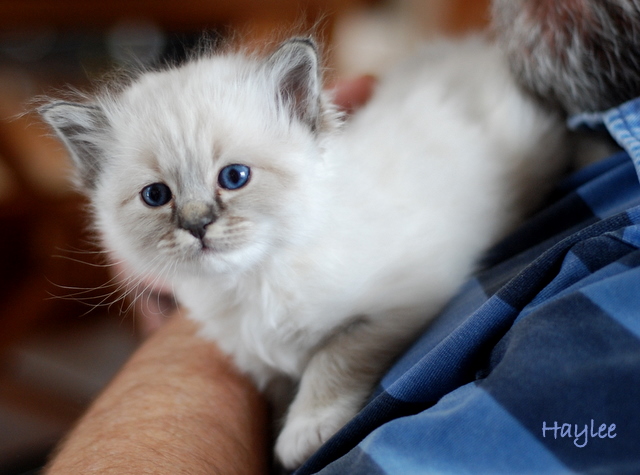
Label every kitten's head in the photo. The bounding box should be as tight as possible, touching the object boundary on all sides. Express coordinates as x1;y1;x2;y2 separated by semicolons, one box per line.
41;38;340;280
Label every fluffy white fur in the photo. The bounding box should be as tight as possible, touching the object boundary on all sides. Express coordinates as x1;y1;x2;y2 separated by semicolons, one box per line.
41;35;568;468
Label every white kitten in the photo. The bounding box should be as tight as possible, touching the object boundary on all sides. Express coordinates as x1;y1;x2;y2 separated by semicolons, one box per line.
41;35;568;469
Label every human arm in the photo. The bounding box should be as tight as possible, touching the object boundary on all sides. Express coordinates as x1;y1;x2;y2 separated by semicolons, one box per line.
45;312;269;475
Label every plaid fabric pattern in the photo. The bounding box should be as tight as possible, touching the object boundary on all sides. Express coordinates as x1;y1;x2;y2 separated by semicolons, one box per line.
295;98;640;474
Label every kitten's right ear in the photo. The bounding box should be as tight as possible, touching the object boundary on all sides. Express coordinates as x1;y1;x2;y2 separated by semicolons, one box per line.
39;101;109;189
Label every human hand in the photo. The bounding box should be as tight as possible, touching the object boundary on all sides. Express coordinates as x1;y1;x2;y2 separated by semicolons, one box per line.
330;74;377;114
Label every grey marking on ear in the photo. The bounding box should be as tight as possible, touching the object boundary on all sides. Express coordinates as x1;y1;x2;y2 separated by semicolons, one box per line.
268;38;322;131
39;101;110;189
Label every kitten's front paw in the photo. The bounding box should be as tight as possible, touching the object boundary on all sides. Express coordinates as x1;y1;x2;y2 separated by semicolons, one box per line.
275;406;351;469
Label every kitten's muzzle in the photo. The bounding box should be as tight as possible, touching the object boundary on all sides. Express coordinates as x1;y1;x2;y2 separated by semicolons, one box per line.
178;201;217;240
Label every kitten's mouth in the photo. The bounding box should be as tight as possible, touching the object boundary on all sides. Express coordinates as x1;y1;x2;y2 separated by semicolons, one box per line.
199;241;216;253
198;239;228;256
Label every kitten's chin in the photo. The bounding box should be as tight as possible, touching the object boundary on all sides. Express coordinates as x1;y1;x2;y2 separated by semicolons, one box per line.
193;243;269;275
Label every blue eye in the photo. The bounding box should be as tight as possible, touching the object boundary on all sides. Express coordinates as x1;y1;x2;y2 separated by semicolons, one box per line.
141;183;172;207
218;164;251;190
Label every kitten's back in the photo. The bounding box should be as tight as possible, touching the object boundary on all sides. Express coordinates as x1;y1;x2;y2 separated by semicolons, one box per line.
320;36;567;313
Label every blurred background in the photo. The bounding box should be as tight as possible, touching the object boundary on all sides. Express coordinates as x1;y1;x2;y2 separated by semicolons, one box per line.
0;0;489;472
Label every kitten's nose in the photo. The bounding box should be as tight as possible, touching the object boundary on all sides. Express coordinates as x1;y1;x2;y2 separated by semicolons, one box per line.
178;201;217;240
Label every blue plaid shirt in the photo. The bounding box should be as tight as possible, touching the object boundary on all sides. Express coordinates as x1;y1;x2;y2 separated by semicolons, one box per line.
295;98;640;474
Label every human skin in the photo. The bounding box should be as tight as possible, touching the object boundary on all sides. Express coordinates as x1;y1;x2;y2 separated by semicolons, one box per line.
45;314;269;474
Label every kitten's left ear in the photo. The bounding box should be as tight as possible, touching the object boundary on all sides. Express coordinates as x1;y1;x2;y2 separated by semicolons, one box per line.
268;38;322;131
